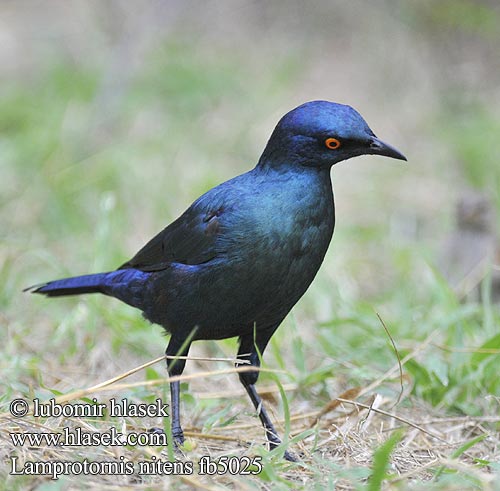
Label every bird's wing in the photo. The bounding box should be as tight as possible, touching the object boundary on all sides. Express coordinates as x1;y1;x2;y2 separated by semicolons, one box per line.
119;203;223;272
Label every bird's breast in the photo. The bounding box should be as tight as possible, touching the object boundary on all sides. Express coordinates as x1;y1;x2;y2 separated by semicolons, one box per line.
221;170;335;313
249;171;334;258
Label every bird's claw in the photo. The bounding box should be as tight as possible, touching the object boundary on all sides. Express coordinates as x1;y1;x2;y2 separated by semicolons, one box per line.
172;428;185;448
283;449;299;462
148;426;185;449
266;431;299;462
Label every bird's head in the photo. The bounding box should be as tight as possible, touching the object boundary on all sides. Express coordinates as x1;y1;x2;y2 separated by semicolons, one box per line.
258;100;406;169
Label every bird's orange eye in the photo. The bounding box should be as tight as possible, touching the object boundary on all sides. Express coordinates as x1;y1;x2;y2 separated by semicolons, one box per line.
325;137;341;150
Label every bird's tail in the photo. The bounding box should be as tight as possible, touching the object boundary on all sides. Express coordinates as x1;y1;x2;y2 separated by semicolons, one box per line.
25;272;114;297
24;269;151;309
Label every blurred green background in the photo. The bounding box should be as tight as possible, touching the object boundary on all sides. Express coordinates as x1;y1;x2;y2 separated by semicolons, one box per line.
1;1;500;489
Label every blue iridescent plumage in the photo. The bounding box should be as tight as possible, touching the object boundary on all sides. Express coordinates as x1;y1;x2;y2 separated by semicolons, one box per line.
27;100;406;460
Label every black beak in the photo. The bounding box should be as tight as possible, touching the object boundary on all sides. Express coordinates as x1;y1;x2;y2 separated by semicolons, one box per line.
369;137;407;161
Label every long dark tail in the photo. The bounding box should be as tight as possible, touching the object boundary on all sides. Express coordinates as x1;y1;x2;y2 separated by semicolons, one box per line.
24;269;151;309
25;272;113;297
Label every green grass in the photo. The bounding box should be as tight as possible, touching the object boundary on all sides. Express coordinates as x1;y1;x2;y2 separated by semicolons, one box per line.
1;32;500;491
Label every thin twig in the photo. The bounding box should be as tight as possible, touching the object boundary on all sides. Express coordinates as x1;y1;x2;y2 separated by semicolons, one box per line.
183;431;244;443
334;397;447;442
376;311;404;406
432;344;500;354
359;329;439;398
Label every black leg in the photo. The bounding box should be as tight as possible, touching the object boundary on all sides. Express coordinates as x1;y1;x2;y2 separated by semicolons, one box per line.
165;336;191;447
169;379;184;444
237;329;297;462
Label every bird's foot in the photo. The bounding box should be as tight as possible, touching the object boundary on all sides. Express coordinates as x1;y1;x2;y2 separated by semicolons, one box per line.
172;426;185;448
148;426;185;449
283;449;299;462
266;431;299;462
148;427;166;439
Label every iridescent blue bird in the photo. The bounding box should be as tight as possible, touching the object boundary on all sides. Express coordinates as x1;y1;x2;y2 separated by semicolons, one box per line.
27;101;406;460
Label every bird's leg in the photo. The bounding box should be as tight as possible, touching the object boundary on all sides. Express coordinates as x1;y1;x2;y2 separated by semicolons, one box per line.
169;379;183;444
165;336;191;447
237;331;297;462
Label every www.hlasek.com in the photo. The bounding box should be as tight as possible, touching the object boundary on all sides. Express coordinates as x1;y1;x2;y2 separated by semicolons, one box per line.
8;397;263;478
10;426;166;447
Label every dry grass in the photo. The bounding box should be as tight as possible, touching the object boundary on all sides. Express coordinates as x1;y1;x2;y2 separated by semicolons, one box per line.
2;345;499;490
